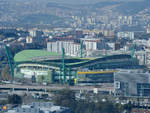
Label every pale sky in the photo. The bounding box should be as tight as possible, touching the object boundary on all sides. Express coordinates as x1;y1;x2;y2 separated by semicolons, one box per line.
48;0;144;4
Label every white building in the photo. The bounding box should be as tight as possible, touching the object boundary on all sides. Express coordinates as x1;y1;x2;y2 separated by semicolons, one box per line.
118;16;132;25
81;38;101;51
117;32;134;40
102;30;115;37
146;28;150;34
26;36;33;43
29;29;37;37
6;102;71;113
29;29;43;37
133;39;148;46
20;68;48;79
47;41;81;57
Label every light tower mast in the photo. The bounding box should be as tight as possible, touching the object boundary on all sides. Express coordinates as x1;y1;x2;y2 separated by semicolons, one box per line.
80;40;84;58
62;47;66;84
4;44;14;82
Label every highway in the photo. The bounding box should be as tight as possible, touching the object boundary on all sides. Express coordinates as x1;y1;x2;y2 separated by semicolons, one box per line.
0;84;114;93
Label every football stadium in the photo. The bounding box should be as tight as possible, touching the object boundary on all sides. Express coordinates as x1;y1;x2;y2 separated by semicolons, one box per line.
14;49;145;85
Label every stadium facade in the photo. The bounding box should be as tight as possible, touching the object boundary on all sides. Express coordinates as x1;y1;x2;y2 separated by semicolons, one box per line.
14;50;146;84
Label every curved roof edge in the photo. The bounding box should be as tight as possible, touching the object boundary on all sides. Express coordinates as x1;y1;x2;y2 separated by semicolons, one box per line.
14;50;61;62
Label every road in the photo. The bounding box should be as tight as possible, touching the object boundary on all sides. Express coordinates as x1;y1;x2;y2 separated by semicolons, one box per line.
0;84;114;93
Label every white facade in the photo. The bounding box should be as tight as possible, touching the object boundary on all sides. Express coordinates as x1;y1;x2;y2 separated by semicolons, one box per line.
118;16;132;25
20;68;48;78
47;41;81;57
29;29;37;37
133;39;149;46
26;36;33;43
29;29;43;37
6;102;69;113
117;32;134;40
146;28;150;34
103;30;114;37
81;38;101;51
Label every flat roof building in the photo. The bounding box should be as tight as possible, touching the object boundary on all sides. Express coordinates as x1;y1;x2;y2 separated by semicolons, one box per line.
114;71;150;97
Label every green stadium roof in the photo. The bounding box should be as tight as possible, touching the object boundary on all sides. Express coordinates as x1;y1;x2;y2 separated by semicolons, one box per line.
14;50;61;62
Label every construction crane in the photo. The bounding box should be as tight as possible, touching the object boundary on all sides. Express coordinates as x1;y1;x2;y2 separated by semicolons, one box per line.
4;44;15;82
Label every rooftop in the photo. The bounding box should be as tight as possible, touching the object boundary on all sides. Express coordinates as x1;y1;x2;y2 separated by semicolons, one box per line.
14;50;61;62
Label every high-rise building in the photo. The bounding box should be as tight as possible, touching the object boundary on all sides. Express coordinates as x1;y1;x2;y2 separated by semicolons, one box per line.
29;29;43;37
117;32;134;40
118;16;133;25
102;30;115;37
47;40;80;57
81;38;101;51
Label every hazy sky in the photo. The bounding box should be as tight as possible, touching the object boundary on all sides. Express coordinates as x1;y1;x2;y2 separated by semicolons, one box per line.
6;0;145;4
48;0;144;4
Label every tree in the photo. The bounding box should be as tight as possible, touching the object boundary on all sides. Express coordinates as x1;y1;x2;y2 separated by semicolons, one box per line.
123;101;133;113
53;89;76;111
8;94;22;105
0;35;5;40
0;100;8;105
1;65;12;81
53;89;128;113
